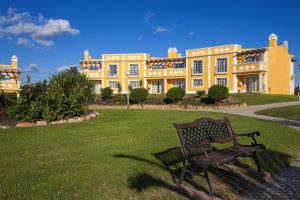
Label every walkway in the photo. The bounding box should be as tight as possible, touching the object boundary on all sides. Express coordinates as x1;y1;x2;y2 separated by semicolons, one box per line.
215;101;300;131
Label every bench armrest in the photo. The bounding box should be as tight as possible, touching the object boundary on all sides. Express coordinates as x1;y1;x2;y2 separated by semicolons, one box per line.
234;131;261;145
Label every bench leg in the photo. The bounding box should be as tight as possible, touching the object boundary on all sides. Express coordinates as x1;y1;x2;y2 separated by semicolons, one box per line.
178;160;187;185
253;151;262;172
204;167;214;196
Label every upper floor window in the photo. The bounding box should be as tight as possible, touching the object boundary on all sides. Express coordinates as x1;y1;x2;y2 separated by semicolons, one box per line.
0;74;11;81
151;63;165;70
108;81;118;89
108;64;118;77
129;64;139;76
244;55;260;63
216;77;227;86
172;62;185;69
88;65;99;71
129;80;140;89
216;58;227;73
192;60;203;75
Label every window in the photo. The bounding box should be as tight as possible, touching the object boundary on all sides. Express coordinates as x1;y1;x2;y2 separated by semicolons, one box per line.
193;79;203;87
108;81;118;89
172;80;185;88
88;65;99;71
192;60;203;74
216;58;227;73
172;62;185;69
0;74;11;81
129;80;140;89
244;55;260;63
129;64;139;76
151;63;165;70
108;64;118;77
216;78;227;86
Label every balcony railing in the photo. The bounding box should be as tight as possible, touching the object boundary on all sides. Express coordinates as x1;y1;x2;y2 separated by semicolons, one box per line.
235;62;266;73
82;70;103;79
146;68;186;77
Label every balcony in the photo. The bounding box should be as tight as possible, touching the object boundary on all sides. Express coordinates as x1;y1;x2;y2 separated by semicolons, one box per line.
145;68;186;78
235;62;266;74
81;70;102;80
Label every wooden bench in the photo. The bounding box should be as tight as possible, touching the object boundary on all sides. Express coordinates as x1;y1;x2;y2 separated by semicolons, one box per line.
174;117;266;196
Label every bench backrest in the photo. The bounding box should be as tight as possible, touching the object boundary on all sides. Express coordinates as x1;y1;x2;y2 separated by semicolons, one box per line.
174;117;235;158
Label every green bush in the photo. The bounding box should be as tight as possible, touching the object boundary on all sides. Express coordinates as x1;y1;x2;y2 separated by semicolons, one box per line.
130;88;148;103
196;90;206;97
166;87;185;103
0;92;17;107
101;87;113;100
295;86;299;95
9;67;94;122
208;85;229;102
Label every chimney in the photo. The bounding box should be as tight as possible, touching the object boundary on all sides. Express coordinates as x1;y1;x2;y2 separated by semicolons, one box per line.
282;40;288;51
84;50;90;61
168;47;178;58
269;33;278;47
11;55;18;68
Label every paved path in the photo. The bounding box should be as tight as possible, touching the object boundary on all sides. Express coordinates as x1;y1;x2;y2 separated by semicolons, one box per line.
215;101;300;131
241;154;300;200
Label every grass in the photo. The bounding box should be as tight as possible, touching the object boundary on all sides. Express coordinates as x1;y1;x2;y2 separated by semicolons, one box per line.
256;104;300;121
230;93;298;105
0;109;300;199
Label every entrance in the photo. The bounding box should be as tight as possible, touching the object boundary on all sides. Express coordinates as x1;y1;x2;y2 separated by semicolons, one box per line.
246;76;259;92
152;80;164;94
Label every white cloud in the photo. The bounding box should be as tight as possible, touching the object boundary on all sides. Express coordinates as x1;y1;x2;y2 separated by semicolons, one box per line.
16;37;34;47
0;7;80;47
153;26;171;34
144;12;155;24
56;64;78;72
22;63;39;73
188;31;194;36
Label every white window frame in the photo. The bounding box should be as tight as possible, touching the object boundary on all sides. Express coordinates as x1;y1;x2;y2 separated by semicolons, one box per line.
128;64;139;77
108;80;118;89
172;80;185;88
215;57;228;73
215;77;228;86
192;60;203;75
128;80;140;89
192;78;204;88
108;64;118;77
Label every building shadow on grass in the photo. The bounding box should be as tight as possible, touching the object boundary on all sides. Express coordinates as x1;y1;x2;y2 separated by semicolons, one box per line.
113;147;293;199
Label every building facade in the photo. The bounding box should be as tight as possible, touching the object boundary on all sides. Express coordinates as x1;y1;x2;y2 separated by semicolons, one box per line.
0;55;21;94
80;33;295;95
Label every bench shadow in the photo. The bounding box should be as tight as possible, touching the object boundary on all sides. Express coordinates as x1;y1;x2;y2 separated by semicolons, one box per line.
113;148;293;199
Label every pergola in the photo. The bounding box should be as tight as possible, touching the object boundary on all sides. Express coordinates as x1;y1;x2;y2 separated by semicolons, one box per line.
0;68;21;92
236;48;267;63
146;57;186;69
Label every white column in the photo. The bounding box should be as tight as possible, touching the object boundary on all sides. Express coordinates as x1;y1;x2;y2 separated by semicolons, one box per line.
208;48;211;89
122;55;125;93
185;50;189;92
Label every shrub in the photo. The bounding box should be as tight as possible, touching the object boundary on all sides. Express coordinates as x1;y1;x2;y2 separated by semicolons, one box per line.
117;82;122;94
101;87;113;100
0;92;17;107
196;90;206;97
9;67;94;122
130;88;148;103
208;85;229;102
166;87;185;103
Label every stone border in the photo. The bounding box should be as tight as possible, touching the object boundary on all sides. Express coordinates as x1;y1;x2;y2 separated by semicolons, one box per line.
1;111;100;129
90;103;247;111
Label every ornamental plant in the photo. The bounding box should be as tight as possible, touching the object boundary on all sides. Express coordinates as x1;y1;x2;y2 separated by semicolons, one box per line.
166;87;185;103
208;85;229;102
9;67;94;122
130;88;148;103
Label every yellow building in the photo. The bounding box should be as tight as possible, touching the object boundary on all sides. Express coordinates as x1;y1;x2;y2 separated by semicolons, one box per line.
80;33;295;95
0;55;21;94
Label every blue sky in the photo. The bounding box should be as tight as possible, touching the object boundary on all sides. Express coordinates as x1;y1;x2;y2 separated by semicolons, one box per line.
0;0;299;86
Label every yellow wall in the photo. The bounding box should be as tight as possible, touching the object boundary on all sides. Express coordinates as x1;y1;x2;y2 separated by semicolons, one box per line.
0;56;20;94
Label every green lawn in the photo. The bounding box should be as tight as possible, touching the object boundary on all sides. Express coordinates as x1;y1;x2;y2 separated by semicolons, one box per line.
0;109;300;199
256;105;300;121
230;93;298;105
